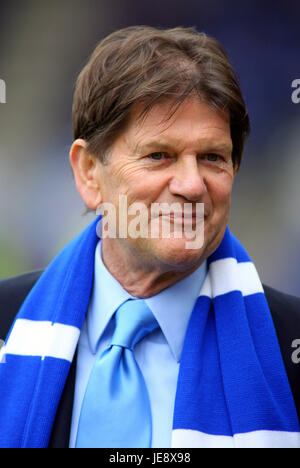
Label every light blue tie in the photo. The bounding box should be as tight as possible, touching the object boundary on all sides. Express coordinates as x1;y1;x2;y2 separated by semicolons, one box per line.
76;299;158;448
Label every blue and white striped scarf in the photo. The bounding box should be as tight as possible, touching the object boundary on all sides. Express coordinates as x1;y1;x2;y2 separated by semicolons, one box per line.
0;218;299;448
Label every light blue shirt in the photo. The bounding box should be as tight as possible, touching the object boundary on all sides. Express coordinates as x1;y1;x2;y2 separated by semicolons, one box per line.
69;241;207;448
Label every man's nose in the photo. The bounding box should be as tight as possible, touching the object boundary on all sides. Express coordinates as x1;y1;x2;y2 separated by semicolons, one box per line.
168;156;207;201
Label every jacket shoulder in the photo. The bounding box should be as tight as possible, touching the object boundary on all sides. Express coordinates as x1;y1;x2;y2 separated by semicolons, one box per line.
264;284;300;421
264;286;300;349
264;284;300;329
0;270;43;339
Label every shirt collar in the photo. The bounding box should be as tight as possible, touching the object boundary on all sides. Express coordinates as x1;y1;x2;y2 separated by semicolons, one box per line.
87;240;207;362
87;241;133;354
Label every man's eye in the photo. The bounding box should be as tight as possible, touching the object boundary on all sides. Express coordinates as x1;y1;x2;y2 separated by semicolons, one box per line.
148;152;167;161
205;153;221;162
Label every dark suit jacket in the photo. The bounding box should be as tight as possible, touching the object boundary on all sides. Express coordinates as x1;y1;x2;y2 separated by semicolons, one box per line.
0;270;300;448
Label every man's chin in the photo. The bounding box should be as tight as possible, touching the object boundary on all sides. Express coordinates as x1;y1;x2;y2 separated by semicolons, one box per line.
150;236;207;270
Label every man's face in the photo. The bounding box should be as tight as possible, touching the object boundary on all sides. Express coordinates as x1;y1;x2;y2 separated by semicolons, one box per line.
96;96;236;272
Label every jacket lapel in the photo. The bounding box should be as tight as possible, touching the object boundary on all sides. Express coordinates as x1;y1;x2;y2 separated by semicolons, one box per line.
48;350;78;448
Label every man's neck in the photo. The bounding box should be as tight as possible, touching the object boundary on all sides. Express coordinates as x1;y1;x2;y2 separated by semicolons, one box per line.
101;238;205;298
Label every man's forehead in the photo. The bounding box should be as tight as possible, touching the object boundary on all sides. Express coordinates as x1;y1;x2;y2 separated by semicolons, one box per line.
130;95;229;123
130;135;233;156
123;98;232;153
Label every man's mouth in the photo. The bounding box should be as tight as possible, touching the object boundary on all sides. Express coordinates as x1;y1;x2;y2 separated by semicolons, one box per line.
159;211;206;227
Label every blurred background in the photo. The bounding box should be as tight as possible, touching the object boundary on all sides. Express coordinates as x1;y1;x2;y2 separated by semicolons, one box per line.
0;0;300;295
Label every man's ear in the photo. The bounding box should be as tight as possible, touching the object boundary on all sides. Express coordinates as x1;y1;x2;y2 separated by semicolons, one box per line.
69;139;103;210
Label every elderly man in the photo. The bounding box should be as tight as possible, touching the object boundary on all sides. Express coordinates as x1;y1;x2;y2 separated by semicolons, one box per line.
0;26;299;449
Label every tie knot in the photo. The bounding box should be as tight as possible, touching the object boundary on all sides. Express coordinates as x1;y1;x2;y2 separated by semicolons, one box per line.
110;299;158;350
